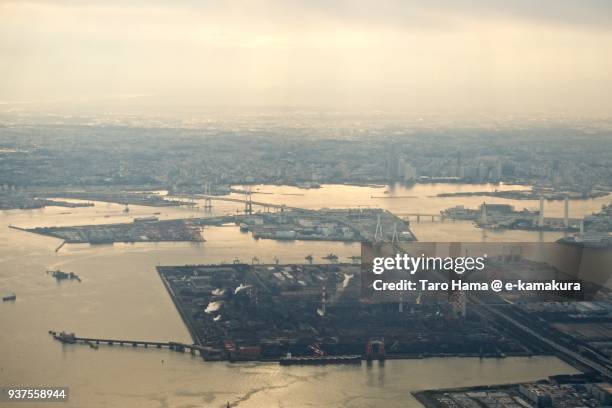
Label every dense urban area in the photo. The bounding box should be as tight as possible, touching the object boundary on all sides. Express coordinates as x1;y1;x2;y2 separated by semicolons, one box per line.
1;119;611;193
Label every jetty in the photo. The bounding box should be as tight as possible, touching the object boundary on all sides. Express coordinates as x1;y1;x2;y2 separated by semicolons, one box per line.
48;331;223;360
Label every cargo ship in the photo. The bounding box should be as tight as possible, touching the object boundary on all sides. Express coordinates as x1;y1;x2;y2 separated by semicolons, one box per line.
47;270;81;282
279;354;361;365
322;253;338;261
2;292;16;302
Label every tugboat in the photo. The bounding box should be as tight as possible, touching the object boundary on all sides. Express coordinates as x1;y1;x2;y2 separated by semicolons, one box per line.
2;292;16;302
47;270;81;282
322;253;338;261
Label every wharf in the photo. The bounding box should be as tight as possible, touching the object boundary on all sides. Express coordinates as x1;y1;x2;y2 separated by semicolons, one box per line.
49;331;369;364
48;330;221;360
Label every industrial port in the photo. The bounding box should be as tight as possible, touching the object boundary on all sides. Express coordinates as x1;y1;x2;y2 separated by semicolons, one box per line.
47;237;612;378
154;261;544;363
20;207;413;245
414;374;612;408
442;198;584;232
239;208;413;242
25;218;205;244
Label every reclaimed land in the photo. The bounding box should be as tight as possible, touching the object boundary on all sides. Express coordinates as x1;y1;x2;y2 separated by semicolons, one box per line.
240;208;414;242
412;373;608;408
0;193;95;210
157;263;538;362
26;219;205;244
50;191;192;207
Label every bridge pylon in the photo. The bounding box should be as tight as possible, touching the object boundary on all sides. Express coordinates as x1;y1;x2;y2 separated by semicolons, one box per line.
203;182;213;211
391;223;399;244
244;189;253;215
374;214;383;242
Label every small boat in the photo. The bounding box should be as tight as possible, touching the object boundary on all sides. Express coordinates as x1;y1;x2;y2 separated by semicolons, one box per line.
47;270;81;282
322;253;338;261
2;292;16;302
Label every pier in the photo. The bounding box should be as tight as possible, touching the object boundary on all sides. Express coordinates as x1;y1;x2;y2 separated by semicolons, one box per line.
48;331;221;359
48;331;364;364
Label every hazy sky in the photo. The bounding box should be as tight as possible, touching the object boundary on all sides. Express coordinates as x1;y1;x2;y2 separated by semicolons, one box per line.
2;0;612;115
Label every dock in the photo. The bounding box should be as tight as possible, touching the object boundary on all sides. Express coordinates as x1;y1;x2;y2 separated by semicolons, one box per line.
49;331;367;365
48;331;222;360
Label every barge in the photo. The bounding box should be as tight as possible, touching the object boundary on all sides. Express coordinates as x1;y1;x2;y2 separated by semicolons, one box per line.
279;355;361;365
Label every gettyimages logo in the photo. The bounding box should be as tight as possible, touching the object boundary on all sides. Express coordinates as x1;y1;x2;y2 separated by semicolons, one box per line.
371;253;487;275
361;242;610;302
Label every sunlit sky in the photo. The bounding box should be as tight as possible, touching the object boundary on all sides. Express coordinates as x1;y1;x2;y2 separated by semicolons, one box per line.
2;1;612;116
